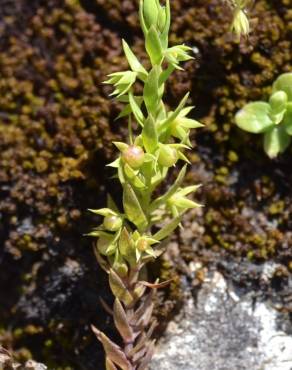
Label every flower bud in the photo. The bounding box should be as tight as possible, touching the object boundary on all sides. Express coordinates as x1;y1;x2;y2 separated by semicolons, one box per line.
157;7;167;33
103;215;123;232
113;253;128;277
231;9;249;39
122;145;145;169
158;145;178;167
136;238;149;252
143;0;159;30
97;236;116;256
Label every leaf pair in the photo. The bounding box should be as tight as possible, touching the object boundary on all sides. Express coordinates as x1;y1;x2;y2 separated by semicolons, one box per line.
235;72;292;158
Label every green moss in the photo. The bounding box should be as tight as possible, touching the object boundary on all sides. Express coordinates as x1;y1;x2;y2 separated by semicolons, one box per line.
0;0;291;368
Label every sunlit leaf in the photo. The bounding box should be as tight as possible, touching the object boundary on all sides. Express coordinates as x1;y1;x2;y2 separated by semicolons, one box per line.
263;126;291;158
235;102;274;133
272;72;292;102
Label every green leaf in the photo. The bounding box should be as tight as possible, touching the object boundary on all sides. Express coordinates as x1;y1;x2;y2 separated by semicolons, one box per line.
88;208;116;217
142;114;158;153
150;164;187;211
283;102;292;135
107;157;121;168
145;25;163;65
159;64;175;85
116;104;132;120
171;196;201;209
159;93;190;133
153;216;181;241
118;228;135;265
263;126;291;158
109;269;134;306
177;184;201;196
143;67;159;114
269;91;288;114
235;102;274;133
129;92;144;126
122;40;148;80
272;72;292;102
116;96;144;120
113;141;128;152
139;0;148;36
160;0;170;49
123;184;148;230
269;91;287;124
125;166;146;189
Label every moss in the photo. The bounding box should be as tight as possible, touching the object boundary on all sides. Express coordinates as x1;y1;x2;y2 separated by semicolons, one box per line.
0;0;291;369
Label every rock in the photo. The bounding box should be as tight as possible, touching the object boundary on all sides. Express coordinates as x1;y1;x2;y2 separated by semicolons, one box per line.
24;360;47;370
150;272;292;370
0;347;47;370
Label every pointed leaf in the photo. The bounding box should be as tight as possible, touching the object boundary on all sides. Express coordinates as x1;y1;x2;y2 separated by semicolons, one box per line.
235;102;274;133
153;216;182;241
137;340;156;370
159;93;190;133
88;208;116;217
109;269;134;306
129;320;157;357
119;228;135;263
178;184;202;196
91;326;131;370
160;0;170;49
150;164;187;211
138;279;173;289
131;291;154;326
172;197;201;209
129;92;144;126
123;184;148;230
106;358;118;370
122;40;147;80
113;141;128;152
113;299;134;343
143;67;159;114
145;26;163;65
93;247;110;273
142;115;158;153
107;157;121;168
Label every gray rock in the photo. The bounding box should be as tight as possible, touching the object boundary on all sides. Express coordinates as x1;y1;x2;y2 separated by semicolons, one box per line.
150;272;292;370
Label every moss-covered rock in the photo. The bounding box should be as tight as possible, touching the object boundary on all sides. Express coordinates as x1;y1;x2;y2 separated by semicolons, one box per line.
0;0;291;369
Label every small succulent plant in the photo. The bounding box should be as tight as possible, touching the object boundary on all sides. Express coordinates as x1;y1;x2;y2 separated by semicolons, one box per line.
235;72;292;158
87;0;203;368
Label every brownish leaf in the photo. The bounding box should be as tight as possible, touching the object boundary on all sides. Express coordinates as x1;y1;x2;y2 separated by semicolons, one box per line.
131;346;147;363
106;357;118;370
109;269;133;306
133;283;146;301
130;292;154;326
138;278;173;289
136;340;156;370
93;245;110;273
129;320;157;357
99;297;114;316
114;298;134;343
91;325;132;370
